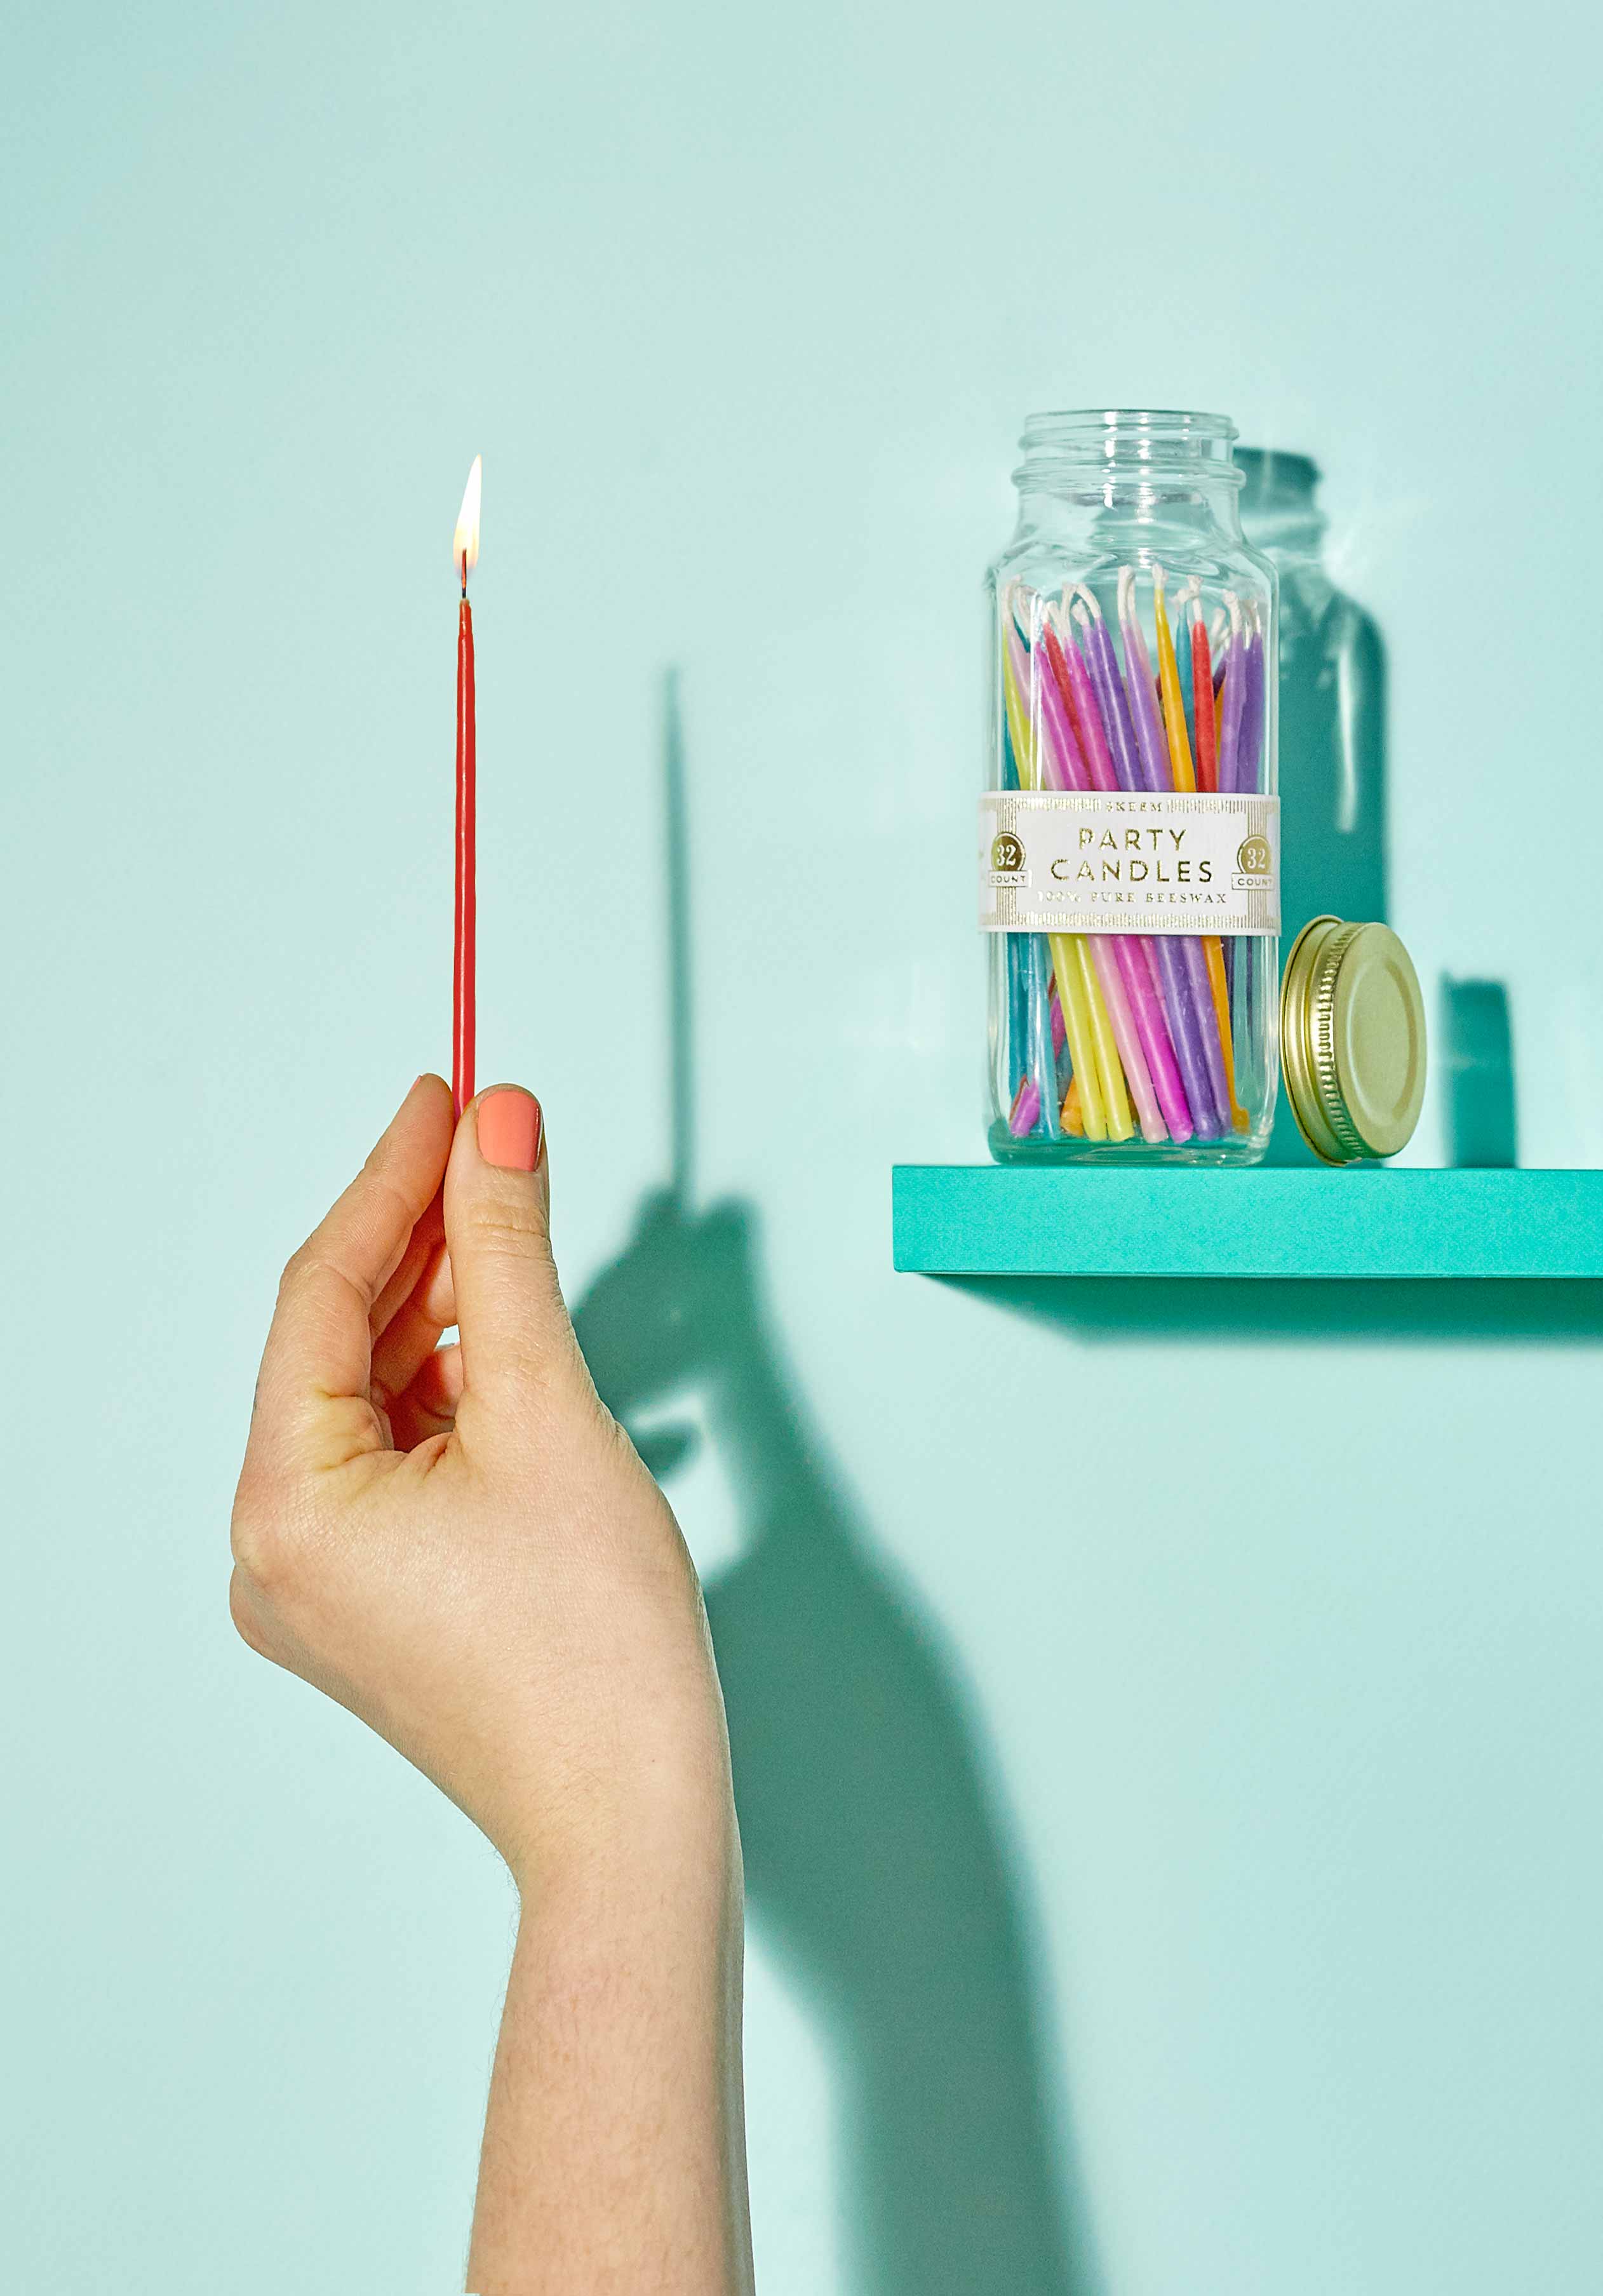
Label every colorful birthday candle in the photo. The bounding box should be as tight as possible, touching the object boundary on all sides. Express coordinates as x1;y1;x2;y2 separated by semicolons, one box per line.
1115;566;1172;796
1238;601;1266;795
1043;604;1193;1143
1071;587;1217;1136
1068;589;1144;795
1151;567;1197;793
1030;614;1160;1141
1104;572;1226;1139
1155;569;1247;1131
1001;609;1082;1138
1217;594;1247;793
1186;586;1218;793
1005;606;1135;1138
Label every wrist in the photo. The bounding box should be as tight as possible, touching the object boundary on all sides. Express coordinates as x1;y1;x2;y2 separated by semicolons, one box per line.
470;1757;750;2296
498;1719;741;1909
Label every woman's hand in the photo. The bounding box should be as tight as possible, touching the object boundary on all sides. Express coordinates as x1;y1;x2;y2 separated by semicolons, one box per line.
230;1077;752;2293
230;1073;727;1874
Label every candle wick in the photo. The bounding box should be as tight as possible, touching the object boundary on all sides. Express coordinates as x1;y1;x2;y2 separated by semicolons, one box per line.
460;550;468;600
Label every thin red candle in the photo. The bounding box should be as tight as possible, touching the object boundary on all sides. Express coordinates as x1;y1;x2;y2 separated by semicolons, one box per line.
453;577;476;1113
451;457;482;1115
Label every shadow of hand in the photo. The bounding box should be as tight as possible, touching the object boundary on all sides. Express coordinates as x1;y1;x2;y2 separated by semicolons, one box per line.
573;1195;1101;2296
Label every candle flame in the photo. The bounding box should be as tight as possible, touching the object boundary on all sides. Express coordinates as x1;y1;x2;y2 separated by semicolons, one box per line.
453;455;482;580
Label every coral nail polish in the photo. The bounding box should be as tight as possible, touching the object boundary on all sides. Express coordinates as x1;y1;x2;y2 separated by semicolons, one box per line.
476;1088;542;1171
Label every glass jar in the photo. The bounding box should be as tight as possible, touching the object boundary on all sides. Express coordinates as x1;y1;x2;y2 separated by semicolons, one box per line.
981;409;1279;1163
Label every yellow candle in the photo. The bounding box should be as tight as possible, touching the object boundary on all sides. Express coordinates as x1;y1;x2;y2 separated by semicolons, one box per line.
1000;613;1112;1139
1050;934;1132;1141
1045;940;1103;1139
999;610;1038;790
1152;568;1197;793
1060;934;1132;1139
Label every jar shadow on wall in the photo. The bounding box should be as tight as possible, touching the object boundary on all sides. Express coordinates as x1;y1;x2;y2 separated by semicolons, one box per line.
1242;446;1519;1176
571;678;1106;2296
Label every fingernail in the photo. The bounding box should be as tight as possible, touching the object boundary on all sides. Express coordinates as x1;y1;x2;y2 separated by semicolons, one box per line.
476;1087;542;1171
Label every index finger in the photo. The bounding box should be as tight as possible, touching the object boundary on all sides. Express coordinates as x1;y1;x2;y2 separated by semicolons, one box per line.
248;1073;455;1468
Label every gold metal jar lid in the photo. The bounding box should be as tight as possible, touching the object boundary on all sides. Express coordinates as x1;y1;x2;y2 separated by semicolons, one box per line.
1280;917;1428;1164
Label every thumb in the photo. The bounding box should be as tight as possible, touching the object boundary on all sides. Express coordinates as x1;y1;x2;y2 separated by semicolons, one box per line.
443;1087;577;1427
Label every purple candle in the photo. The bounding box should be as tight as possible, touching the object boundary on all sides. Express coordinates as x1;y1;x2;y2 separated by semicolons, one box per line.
1228;600;1268;1037
1237;603;1265;794
1115;567;1171;796
1009;1075;1042;1136
1073;587;1223;1139
1217;594;1248;793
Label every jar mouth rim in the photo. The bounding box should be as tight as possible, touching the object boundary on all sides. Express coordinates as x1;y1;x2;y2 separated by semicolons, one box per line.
1017;410;1242;492
1020;408;1238;446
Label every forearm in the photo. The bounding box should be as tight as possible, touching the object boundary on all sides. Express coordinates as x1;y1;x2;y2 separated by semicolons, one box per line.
232;1079;756;2286
467;1785;754;2295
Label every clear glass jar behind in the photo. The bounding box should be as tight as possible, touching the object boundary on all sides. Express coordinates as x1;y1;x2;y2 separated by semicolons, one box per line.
983;409;1279;1164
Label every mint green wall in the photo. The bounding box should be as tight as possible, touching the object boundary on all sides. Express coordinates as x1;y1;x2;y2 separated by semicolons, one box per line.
8;5;1602;2291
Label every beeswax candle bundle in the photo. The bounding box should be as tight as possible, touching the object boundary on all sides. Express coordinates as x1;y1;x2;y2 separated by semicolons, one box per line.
981;410;1278;1164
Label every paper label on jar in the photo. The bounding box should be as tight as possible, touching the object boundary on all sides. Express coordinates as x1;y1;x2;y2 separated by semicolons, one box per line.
978;791;1280;935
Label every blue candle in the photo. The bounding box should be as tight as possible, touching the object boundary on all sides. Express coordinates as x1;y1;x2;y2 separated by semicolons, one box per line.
1000;669;1058;1137
1237;603;1265;793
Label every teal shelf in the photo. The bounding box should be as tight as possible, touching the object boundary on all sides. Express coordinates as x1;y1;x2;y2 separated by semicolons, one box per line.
892;1166;1603;1279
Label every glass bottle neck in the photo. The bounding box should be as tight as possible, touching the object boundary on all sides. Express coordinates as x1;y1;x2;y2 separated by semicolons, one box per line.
1012;408;1246;545
1014;478;1245;540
